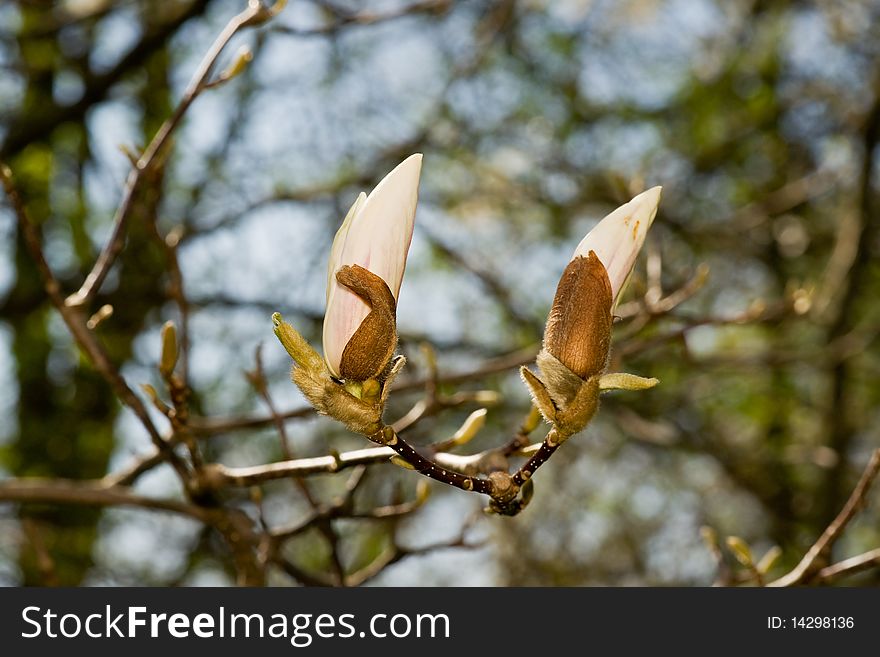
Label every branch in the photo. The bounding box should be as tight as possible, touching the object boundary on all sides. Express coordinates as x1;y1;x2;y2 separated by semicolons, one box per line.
1;163;191;482
768;448;880;586
0;0;213;158
202;446;396;486
65;0;276;309
346;522;482;587
815;548;880;583
0;478;213;522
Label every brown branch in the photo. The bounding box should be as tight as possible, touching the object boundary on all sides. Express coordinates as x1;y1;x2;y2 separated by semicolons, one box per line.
815;548;880;583
0;0;213;158
1;163;191;482
346;524;481;587
0;478;214;522
189;404;315;435
768;448;880;586
378;427;495;496
65;0;274;309
102;449;168;488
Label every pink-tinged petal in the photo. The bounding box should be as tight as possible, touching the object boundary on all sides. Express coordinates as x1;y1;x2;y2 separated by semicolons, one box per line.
573;186;661;302
323;154;422;377
326;192;366;304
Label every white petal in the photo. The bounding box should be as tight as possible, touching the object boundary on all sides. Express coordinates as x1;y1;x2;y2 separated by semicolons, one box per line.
339;153;422;299
323;154;422;377
326;192;366;304
573;186;661;301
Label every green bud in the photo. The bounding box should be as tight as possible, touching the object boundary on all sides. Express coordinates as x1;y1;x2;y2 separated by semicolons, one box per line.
159;321;178;378
726;536;754;567
272;312;324;373
598;372;659;392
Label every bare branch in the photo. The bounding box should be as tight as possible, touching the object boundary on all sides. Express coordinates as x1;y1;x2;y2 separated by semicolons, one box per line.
65;0;272;309
769;449;880;587
816;548;880;583
0;478;214;522
1;164;191;482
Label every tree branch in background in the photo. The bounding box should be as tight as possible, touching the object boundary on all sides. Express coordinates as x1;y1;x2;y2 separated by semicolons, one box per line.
0;0;213;158
769;449;880;587
65;0;280;309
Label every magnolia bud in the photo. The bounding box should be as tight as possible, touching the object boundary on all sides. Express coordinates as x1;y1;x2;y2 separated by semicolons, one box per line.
323;154;422;381
542;251;613;380
522;187;662;437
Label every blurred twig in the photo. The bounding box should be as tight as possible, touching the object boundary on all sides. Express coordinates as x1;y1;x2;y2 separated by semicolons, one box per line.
769;449;880;587
64;0;275;309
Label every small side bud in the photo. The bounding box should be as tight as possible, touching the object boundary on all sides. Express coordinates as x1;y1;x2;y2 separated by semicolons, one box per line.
159;321;178;378
757;546;782;575
224;46;253;79
472;390;502;405
726;536;754;567
272;313;324;373
118;144;140;167
140;383;170;415
390;455;416;470
86;304;113;330
361;378;381;402
450;409;487;447
598;372;659;392
522;406;542;434
244;0;287;26
206;46;254;89
519;478;534;508
140;383;160;404
700;526;719;551
415;480;431;505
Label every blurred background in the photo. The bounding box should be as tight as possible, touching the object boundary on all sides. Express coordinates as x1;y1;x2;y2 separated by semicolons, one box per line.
1;0;879;586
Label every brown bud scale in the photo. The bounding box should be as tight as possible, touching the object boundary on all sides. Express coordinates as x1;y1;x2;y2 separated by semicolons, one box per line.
542;251;612;379
335;264;398;381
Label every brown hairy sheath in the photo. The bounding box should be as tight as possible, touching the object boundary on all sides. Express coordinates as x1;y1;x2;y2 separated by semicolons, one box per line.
335;264;398;381
542;251;612;379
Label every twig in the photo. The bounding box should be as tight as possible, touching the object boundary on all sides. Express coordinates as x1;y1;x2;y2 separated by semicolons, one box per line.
64;0;274;309
815;547;880;583
246;344;296;460
768;448;880;586
160;228;192;384
202;446;396;486
378;427;494;496
1;163;191;482
345;523;481;587
0;478;214;522
511;428;561;488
